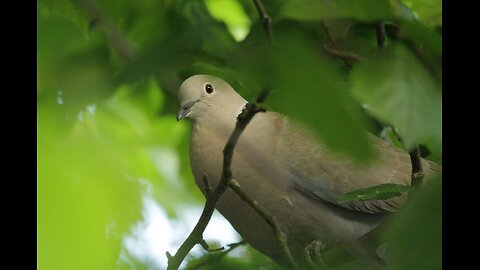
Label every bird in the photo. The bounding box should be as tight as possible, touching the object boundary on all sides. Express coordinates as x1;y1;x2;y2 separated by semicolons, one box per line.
176;74;439;268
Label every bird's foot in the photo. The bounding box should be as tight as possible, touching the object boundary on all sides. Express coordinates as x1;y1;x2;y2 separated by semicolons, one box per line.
303;240;329;269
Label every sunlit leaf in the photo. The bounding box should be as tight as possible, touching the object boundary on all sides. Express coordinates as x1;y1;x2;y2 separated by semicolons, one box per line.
38;80;195;270
204;0;251;41
38;105;143;270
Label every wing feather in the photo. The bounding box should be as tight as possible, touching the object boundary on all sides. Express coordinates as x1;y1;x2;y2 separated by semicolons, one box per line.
277;117;429;214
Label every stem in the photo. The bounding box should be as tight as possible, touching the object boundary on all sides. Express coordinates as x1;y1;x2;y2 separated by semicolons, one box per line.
252;0;274;43
375;22;387;49
321;21;353;67
409;145;425;186
322;45;365;62
390;128;425;186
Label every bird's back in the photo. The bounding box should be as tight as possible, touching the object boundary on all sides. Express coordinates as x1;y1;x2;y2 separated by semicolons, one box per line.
188;110;439;263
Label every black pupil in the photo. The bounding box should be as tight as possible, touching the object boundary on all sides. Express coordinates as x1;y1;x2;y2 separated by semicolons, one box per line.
205;84;213;94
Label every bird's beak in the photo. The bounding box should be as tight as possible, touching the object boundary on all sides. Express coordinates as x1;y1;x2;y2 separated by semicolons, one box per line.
177;100;198;121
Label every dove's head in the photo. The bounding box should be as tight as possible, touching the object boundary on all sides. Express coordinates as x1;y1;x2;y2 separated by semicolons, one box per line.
177;74;246;121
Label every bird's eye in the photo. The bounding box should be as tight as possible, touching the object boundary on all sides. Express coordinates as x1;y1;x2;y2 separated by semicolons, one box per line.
205;83;214;94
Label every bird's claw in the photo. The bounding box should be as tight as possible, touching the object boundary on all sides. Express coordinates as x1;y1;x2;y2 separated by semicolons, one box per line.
303;240;329;269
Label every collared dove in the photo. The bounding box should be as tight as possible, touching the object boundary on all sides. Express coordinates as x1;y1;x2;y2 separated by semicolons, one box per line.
177;74;439;266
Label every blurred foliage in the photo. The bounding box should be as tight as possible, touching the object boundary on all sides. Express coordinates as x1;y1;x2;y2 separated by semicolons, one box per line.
280;0;400;22
401;0;442;27
384;176;442;270
351;44;442;153
38;0;441;269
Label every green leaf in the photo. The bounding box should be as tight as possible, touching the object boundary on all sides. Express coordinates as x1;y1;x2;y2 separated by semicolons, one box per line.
264;32;375;162
204;0;251;41
385;176;442;269
280;0;400;22
400;20;442;57
351;44;442;152
401;0;442;26
337;183;413;202
38;0;91;39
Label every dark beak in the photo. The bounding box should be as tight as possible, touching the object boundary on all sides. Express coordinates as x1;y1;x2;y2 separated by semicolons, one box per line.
177;100;197;121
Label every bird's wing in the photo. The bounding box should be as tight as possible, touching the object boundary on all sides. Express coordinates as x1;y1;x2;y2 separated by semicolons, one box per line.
277;116;426;214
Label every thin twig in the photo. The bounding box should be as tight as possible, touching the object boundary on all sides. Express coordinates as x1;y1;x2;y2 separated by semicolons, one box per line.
252;0;274;43
229;179;300;270
390;25;442;82
409;145;424;186
166;93;267;270
375;22;387;50
186;241;246;270
322;45;365;62
321;21;353;67
74;0;136;60
321;21;339;49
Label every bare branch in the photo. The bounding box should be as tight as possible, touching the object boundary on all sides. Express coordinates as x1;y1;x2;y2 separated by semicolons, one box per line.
166;93;269;270
390;128;425;186
252;0;274;43
322;45;365;62
321;21;353;67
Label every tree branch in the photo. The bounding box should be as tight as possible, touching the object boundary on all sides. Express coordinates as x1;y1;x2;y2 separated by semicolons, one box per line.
322;45;365;62
374;16;428;189
409;145;424;186
252;0;274;43
375;22;387;50
321;21;354;67
74;0;136;60
390;128;425;187
166;92;268;270
229;179;300;270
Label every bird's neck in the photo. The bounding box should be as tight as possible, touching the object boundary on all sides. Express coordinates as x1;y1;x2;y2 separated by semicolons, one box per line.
191;101;247;141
